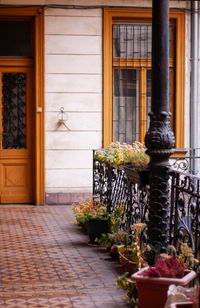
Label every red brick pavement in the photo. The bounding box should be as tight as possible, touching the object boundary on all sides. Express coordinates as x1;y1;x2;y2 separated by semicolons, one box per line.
0;205;129;307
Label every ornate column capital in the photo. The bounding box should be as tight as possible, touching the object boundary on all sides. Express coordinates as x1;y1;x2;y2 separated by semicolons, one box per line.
145;111;175;158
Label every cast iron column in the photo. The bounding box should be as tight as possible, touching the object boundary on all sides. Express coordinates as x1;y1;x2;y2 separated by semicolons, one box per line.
145;0;175;252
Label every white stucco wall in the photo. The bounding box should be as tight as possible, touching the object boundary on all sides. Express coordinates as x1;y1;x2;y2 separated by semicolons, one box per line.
45;8;102;194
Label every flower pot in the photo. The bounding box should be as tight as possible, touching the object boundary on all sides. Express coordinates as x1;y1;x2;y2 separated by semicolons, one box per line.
123;165;149;186
119;250;137;275
85;218;109;243
131;267;196;308
170;302;193;308
109;245;119;260
79;222;88;233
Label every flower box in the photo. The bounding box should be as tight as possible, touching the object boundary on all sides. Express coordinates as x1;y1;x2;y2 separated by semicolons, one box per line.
123;165;149;186
131;267;196;308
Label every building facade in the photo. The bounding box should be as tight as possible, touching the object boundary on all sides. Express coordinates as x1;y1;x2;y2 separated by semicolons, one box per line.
0;0;198;204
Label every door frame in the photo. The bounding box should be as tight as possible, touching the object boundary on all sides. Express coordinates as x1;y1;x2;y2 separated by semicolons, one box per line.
0;7;45;204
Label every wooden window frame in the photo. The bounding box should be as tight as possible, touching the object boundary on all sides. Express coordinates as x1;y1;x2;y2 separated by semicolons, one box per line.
0;7;45;204
103;8;185;152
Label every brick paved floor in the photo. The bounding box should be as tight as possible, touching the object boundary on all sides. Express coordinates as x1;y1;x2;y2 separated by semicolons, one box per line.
0;205;130;308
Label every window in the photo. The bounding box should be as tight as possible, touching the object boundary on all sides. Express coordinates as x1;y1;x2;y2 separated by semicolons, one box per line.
103;9;185;151
0;20;32;57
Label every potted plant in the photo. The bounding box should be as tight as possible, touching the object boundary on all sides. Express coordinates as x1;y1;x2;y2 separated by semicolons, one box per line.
122;142;150;185
95;141;150;173
73;199;110;242
116;272;138;306
118;223;147;274
118;244;141;275
131;255;196;308
97;229;130;259
73;199;125;243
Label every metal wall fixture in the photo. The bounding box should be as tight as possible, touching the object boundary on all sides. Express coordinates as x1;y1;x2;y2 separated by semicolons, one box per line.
57;107;70;130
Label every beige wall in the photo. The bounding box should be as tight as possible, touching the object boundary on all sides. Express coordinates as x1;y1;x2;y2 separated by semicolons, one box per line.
45;8;102;196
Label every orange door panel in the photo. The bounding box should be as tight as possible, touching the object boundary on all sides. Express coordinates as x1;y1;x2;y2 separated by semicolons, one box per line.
0;66;34;203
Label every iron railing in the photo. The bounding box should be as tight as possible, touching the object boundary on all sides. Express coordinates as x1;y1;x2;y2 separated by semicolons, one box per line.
170;148;200;176
93;153;149;231
93;150;200;259
169;170;200;259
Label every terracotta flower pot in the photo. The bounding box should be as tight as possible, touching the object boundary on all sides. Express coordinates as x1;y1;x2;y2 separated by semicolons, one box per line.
131;267;196;308
109;245;119;260
119;250;137;275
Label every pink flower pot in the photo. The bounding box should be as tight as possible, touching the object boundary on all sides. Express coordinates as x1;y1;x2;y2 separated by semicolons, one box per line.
131;267;196;308
170;302;193;308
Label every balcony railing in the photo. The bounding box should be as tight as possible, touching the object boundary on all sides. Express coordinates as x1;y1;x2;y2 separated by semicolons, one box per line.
171;148;200;176
93;150;200;259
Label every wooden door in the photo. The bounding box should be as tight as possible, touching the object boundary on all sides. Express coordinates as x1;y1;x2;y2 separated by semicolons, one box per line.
0;65;34;203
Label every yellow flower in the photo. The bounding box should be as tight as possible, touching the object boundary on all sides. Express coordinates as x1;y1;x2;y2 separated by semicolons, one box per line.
180;243;194;257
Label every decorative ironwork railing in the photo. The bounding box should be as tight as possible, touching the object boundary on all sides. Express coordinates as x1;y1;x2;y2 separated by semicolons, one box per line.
93;150;200;258
169;170;200;259
93;151;149;231
93;158;129;213
170;148;200;176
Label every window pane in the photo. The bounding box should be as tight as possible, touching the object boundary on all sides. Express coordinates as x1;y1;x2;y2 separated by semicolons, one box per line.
0;21;31;57
2;73;27;149
114;24;152;58
112;23;176;144
169;69;175;134
146;69;175;135
146;70;152;131
114;69;139;144
114;23;174;59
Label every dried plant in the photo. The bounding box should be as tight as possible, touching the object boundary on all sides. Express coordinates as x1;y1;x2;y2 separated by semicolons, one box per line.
73;199;125;232
116;272;138;306
97;230;130;247
95;141;149;169
178;243;199;270
73;199;108;224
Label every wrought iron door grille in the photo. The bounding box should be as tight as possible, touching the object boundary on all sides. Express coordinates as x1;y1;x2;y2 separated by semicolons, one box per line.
2;73;26;149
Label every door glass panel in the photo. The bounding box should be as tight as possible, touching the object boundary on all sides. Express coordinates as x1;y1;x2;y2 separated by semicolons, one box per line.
0;21;31;57
2;73;26;149
113;69;139;144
